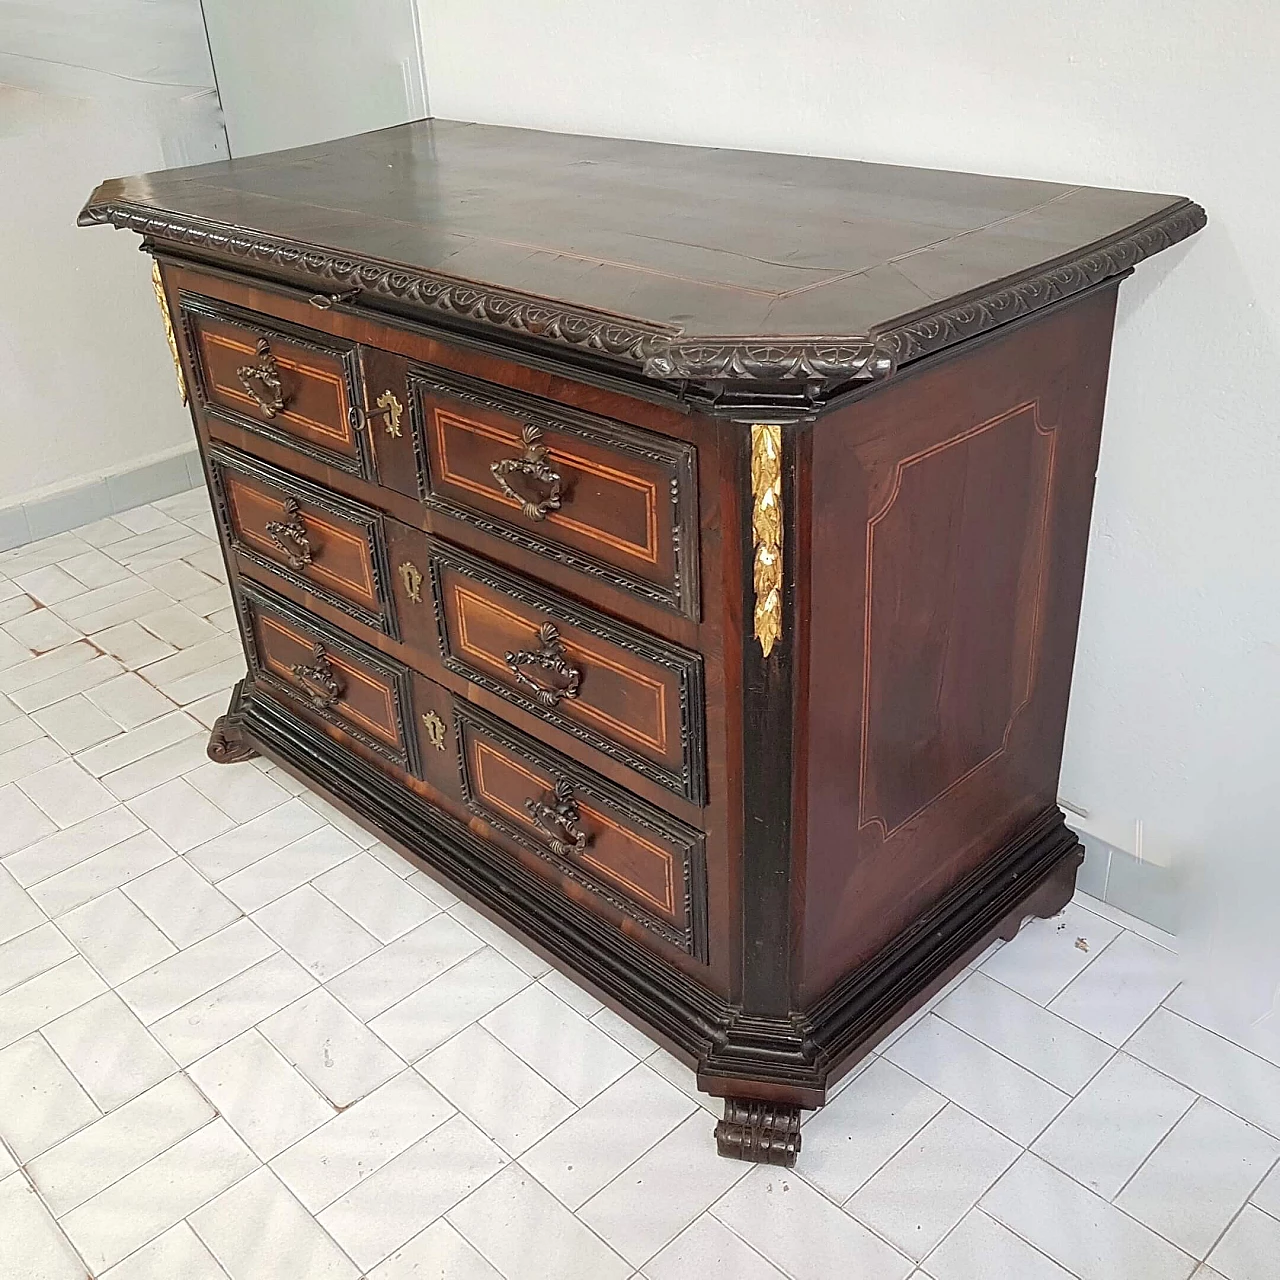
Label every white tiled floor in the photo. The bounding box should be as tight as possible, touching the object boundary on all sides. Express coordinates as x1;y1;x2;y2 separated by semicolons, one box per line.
0;488;1278;1279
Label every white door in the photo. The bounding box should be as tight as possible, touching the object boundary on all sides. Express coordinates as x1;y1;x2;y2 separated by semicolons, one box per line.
200;0;428;157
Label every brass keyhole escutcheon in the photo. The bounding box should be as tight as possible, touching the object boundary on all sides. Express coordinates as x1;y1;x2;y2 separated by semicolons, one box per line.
398;560;423;603
377;390;403;437
422;710;447;751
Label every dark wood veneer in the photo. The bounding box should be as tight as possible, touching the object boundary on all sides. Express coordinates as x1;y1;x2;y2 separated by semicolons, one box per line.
84;123;1203;1168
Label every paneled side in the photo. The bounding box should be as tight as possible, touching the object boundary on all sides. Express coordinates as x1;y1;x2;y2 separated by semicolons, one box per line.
800;286;1121;1002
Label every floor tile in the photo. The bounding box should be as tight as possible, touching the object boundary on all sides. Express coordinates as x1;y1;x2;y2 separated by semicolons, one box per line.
219;825;364;914
29;829;176;917
366;1220;502;1280
539;966;605;1018
0;1172;86;1280
449;1163;631;1280
847;1103;1017;1260
327;913;485;1022
3;804;144;887
0;712;42;755
190;1165;358;1280
92;620;177;669
521;1062;695;1210
417;1024;575;1156
0;639;96;695
42;991;177;1111
60;1118;258;1273
646;1048;720;1115
114;506;178;537
76;710;199;778
0;921;74;995
1049;929;1181;1046
1031;1051;1196;1199
980;1153;1196;1280
313;851;437;943
186;796;328;881
140;560;219;604
299;792;382;848
980;900;1122;1005
189;1029;335;1161
0;734;66;786
578;1112;751;1268
481;982;637;1106
100;1222;226;1280
27;1074;215;1216
406;867;460;907
922;1208;1076;1280
136;602;221;651
270;1069;455;1213
120;857;241;947
253;884;381;982
936;970;1114;1093
32;693;123;753
58;889;177;985
260;987;403;1107
0;865;45;945
15;564;89;606
317;1113;506;1272
1206;1204;1280;1280
18;758;118;827
1164;983;1280;1073
1252;1158;1280;1217
118;918;276;1025
370;947;532;1062
59;547;133;590
885;1014;1070;1144
0;956;107;1049
148;950;316;1067
186;759;291;823
799;1055;944;1204
12;654;127;714
1115;1097;1280;1258
0;781;56;856
712;1163;913;1280
644;1213;788;1280
85;672;176;731
0;1033;99;1161
590;1005;658;1059
5;606;80;653
101;734;208;802
1127;1009;1280;1138
127;776;235;854
448;901;553;976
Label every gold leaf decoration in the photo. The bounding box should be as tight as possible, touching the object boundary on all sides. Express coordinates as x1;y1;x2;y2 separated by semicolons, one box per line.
151;260;187;405
751;424;783;657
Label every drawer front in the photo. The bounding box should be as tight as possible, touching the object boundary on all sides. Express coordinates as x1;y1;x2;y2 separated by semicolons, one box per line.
210;444;396;636
408;366;699;617
180;293;371;477
238;581;419;777
429;541;705;804
455;702;707;959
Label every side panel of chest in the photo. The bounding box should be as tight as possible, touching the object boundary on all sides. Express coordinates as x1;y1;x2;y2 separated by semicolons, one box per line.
799;287;1121;1002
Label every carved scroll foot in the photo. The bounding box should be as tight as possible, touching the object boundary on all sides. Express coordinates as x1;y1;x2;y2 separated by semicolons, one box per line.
998;844;1084;940
206;679;258;764
714;1098;802;1166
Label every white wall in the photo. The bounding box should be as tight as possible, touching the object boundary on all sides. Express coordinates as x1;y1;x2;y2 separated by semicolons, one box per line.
419;2;1280;988
0;0;227;509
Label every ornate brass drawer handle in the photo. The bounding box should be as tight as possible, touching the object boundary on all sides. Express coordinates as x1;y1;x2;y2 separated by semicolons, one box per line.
236;336;287;418
525;777;589;856
490;424;563;521
288;642;343;710
504;622;582;707
264;498;312;570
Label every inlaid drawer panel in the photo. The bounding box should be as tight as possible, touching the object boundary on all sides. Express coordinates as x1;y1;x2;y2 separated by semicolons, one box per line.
429;541;705;804
238;581;419;778
408;365;699;617
180;293;370;477
209;444;396;636
455;702;708;960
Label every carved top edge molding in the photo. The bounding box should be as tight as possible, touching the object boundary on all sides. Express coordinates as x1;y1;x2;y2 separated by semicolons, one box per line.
81;198;1205;386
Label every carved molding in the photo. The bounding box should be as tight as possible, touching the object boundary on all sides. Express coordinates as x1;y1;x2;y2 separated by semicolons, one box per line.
87;198;1204;387
751;424;783;658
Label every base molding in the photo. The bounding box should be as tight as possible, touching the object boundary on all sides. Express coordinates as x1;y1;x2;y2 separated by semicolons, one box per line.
230;682;1082;1110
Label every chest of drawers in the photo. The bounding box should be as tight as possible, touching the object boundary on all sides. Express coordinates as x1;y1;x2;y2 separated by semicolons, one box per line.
82;120;1203;1166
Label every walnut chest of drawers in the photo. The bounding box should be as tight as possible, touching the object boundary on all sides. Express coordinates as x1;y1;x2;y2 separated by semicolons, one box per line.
81;120;1204;1166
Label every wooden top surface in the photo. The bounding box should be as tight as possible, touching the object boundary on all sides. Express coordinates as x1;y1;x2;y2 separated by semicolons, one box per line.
81;118;1204;390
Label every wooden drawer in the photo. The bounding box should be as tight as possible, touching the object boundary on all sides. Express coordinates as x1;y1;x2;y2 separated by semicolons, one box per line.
429;541;705;804
407;365;699;617
180;293;371;478
238;580;419;777
209;444;397;636
455;702;707;960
